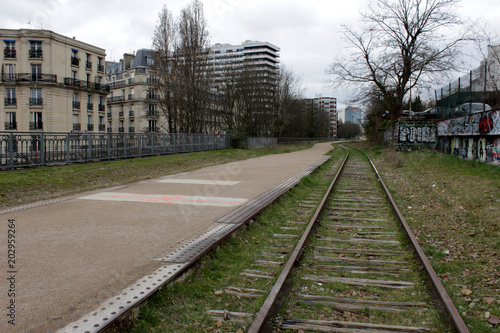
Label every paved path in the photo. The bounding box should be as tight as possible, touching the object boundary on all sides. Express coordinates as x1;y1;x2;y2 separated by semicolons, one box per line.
0;142;333;333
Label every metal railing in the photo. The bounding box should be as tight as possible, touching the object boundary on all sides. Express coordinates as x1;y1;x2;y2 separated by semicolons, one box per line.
0;132;231;169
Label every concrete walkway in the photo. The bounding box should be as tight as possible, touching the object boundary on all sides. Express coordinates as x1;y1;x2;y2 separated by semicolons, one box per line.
0;142;333;333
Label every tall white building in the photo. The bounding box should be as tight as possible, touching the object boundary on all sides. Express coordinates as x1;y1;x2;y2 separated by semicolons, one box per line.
209;40;280;86
306;96;337;139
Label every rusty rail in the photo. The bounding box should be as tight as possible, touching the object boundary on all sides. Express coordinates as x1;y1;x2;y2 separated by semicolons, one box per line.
248;149;349;332
358;147;470;333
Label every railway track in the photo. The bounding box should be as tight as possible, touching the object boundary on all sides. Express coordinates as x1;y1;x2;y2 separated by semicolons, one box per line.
247;146;468;333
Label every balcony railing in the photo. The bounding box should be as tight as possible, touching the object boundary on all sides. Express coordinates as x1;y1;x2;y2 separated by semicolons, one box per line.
118;127;125;133
87;103;94;111
128;94;135;100
97;64;104;72
63;78;110;93
147;78;158;84
29;98;43;106
30;122;43;130
108;96;125;103
119;111;124;118
2;73;57;83
107;128;112;132
129;110;135;117
86;61;92;70
29;49;43;59
71;57;80;67
98;104;105;112
146;111;159;117
129;127;135;133
73;123;81;131
4;122;17;130
4;98;17;106
4;49;16;59
107;112;112;118
87;124;94;131
73;101;81;109
99;124;106;131
108;81;125;88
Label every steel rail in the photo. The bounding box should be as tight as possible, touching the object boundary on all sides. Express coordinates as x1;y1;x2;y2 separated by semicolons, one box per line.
356;146;470;333
248;149;349;333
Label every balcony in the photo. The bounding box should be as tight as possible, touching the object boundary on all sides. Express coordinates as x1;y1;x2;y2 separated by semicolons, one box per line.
147;78;158;84
71;57;80;67
87;103;94;111
73;101;81;109
4;122;17;130
86;61;92;70
3;73;57;83
73;123;81;131
119;111;124;118
4;49;16;59
87;124;94;131
129;127;135;133
97;64;104;72
108;96;125;103
30;122;43;130
99;124;106;131
107;112;112;118
4;98;17;107
146;111;159;118
129;110;135;118
29;98;43;107
109;81;125;88
98;104;106;112
63;78;110;93
29;49;43;59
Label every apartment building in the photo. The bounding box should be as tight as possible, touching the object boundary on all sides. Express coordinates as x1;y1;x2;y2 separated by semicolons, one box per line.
345;106;363;125
209;40;280;87
306;96;337;139
0;28;108;132
105;49;159;133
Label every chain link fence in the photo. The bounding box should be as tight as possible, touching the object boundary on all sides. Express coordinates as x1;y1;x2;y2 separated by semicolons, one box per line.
0;132;231;169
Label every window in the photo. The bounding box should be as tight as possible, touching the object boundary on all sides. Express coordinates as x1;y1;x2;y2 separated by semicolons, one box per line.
29;41;42;58
86;53;92;69
87;94;93;110
5;88;16;106
87;115;93;131
71;49;79;66
148;120;158;132
73;114;80;131
31;112;43;130
31;64;42;81
30;88;42;106
97;57;104;72
5;112;16;130
5;64;15;81
73;92;80;109
4;40;16;58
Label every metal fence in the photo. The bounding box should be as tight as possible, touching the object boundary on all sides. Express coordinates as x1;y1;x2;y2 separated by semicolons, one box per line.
0;132;231;169
247;137;328;149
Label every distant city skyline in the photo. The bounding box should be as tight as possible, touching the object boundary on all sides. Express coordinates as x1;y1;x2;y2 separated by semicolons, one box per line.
1;0;498;108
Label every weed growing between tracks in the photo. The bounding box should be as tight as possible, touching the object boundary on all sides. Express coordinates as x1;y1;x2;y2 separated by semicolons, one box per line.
124;147;344;332
359;144;500;332
0;144;313;210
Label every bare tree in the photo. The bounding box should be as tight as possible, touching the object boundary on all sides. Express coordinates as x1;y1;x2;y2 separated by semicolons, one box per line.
175;0;213;133
328;0;470;121
152;5;178;133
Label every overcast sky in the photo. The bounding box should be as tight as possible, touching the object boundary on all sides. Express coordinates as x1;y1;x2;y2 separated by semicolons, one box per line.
2;0;499;110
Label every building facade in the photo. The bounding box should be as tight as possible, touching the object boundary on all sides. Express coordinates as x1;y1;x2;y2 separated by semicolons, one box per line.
1;28;108;132
209;40;280;86
105;49;159;133
306;96;337;139
345;106;363;125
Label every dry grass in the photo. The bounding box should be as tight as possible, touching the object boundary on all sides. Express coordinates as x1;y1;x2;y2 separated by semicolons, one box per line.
359;144;500;332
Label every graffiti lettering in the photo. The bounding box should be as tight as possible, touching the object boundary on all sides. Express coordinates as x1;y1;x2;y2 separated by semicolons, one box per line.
398;125;436;145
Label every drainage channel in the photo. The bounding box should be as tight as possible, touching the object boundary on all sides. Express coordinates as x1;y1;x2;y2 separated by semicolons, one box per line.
248;145;469;333
57;156;331;333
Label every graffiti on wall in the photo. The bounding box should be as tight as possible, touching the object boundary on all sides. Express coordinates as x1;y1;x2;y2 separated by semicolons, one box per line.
398;124;436;145
438;136;500;165
438;110;500;136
